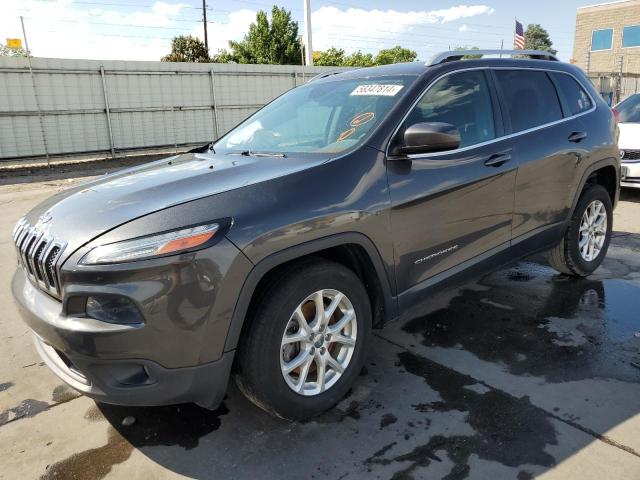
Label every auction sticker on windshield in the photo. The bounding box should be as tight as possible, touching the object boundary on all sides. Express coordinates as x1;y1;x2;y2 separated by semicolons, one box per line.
350;84;404;96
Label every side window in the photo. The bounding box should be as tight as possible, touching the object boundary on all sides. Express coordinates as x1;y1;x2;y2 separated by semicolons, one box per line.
495;70;563;133
408;70;495;149
551;73;593;116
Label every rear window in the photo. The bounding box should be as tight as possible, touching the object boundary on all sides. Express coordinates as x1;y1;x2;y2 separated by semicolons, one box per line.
551;73;593;116
495;70;563;133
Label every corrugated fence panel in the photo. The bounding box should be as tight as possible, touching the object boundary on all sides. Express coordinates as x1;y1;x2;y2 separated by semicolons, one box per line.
0;57;345;161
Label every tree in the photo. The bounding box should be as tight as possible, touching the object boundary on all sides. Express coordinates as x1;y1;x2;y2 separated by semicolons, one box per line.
374;45;417;65
344;51;375;67
314;47;346;66
524;24;557;55
0;43;28;57
226;6;301;65
454;46;482;59
162;35;210;62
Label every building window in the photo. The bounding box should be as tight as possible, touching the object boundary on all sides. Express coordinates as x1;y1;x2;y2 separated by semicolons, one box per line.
623;25;640;48
591;28;613;51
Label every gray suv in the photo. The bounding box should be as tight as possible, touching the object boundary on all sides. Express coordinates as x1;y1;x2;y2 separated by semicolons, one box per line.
11;50;620;420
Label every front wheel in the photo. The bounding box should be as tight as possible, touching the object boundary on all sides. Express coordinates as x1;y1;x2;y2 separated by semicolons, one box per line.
547;184;613;276
235;259;371;420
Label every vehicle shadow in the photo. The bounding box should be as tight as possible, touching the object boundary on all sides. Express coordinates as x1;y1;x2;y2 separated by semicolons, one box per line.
40;236;640;480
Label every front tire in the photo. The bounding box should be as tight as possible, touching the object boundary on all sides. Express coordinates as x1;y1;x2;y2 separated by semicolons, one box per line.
547;184;613;276
235;258;371;420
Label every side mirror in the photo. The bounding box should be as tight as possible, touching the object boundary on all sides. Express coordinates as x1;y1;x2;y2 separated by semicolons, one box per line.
390;122;461;156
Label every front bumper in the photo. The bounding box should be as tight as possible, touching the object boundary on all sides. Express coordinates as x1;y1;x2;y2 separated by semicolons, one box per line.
11;238;253;408
621;161;640;189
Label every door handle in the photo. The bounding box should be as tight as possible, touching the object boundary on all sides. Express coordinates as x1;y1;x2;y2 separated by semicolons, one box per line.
484;153;511;167
568;131;587;143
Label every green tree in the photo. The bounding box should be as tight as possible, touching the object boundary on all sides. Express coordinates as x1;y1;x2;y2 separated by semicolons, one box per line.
454;46;482;59
162;35;210;62
374;45;417;65
524;24;557;55
226;6;301;65
0;43;28;57
314;47;346;66
344;51;375;67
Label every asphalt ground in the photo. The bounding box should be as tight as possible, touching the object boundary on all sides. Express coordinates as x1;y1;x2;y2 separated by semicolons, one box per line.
1;172;640;480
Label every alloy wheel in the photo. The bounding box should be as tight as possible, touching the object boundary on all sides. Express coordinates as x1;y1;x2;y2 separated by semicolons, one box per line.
280;289;357;396
578;199;607;262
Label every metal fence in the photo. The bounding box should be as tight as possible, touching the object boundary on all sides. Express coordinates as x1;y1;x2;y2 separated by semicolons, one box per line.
0;57;342;162
588;73;640;106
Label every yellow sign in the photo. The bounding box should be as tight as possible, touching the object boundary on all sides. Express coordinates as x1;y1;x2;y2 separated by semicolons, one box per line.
6;38;22;49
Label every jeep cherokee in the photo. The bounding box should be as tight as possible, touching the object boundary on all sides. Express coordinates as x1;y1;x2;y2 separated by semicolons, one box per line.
11;50;620;420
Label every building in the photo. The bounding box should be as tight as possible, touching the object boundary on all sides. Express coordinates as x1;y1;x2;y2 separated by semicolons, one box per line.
573;0;640;102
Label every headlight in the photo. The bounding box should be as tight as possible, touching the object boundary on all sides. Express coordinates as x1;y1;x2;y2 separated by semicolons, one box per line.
80;223;219;265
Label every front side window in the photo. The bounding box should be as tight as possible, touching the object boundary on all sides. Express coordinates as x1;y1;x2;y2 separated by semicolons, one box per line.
623;25;640;48
406;70;496;149
592;28;613;51
495;70;563;133
213;75;417;156
551;73;593;116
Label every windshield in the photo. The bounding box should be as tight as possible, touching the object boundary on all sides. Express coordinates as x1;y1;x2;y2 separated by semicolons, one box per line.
213;75;417;156
616;94;640;123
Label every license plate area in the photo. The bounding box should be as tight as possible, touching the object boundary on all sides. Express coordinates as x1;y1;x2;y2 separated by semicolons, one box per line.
621;166;629;180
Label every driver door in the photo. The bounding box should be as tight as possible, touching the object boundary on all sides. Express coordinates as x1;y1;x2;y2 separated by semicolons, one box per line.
387;69;517;297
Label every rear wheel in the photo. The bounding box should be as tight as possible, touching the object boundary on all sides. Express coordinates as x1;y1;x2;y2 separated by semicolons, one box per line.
235;258;371;420
547;184;612;276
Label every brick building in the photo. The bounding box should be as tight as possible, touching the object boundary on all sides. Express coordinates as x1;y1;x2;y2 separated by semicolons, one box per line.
573;0;640;102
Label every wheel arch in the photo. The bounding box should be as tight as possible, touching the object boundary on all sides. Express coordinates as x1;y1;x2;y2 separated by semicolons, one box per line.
571;158;620;213
223;233;398;353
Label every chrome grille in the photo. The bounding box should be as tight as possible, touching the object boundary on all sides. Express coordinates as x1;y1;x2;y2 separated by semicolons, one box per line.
12;218;66;298
621;149;640;162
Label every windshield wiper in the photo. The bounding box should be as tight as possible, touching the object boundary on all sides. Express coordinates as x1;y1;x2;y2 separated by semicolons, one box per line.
226;150;287;158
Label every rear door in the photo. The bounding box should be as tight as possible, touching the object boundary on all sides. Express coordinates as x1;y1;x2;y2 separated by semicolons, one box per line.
387;69;517;294
493;69;593;239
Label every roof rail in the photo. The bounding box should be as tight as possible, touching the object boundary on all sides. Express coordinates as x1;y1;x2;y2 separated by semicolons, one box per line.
428;49;559;66
307;69;349;83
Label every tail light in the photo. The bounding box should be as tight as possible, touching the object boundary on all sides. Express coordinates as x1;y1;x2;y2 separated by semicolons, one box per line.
612;107;620;122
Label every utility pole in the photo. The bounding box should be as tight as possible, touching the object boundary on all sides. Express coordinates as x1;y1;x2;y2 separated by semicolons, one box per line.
303;0;313;66
202;0;209;53
617;55;624;103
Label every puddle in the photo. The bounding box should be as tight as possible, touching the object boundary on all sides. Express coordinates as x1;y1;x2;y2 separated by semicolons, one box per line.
402;262;640;383
0;382;13;392
40;402;229;480
0;399;49;426
365;351;556;479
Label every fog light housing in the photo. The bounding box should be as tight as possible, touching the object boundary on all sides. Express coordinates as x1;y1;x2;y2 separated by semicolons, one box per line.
86;295;143;325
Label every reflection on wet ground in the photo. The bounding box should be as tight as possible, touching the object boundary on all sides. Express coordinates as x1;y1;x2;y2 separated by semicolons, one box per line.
403;261;640;383
18;255;640;480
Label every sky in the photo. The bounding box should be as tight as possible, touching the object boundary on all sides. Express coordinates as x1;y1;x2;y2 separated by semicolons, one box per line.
0;0;595;63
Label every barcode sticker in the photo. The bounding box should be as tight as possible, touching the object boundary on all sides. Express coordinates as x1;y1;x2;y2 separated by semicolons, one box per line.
350;84;404;96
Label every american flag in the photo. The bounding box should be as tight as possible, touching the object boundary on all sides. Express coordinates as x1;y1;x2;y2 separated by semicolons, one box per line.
514;20;525;49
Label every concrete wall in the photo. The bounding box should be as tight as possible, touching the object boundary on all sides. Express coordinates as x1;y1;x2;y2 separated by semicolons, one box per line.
0;57;343;161
573;0;640;75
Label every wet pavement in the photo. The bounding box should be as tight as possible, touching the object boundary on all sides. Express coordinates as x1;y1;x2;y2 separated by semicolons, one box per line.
1;181;640;479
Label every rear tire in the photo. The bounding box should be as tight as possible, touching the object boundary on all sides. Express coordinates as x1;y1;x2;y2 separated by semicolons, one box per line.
235;258;371;420
547;184;612;276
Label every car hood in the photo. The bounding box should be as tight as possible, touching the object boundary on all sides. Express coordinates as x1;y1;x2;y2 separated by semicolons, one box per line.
618;122;640;150
21;151;326;260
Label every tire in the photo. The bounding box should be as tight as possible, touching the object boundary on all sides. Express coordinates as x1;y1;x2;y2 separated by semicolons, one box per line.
235;258;372;420
547;184;613;277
